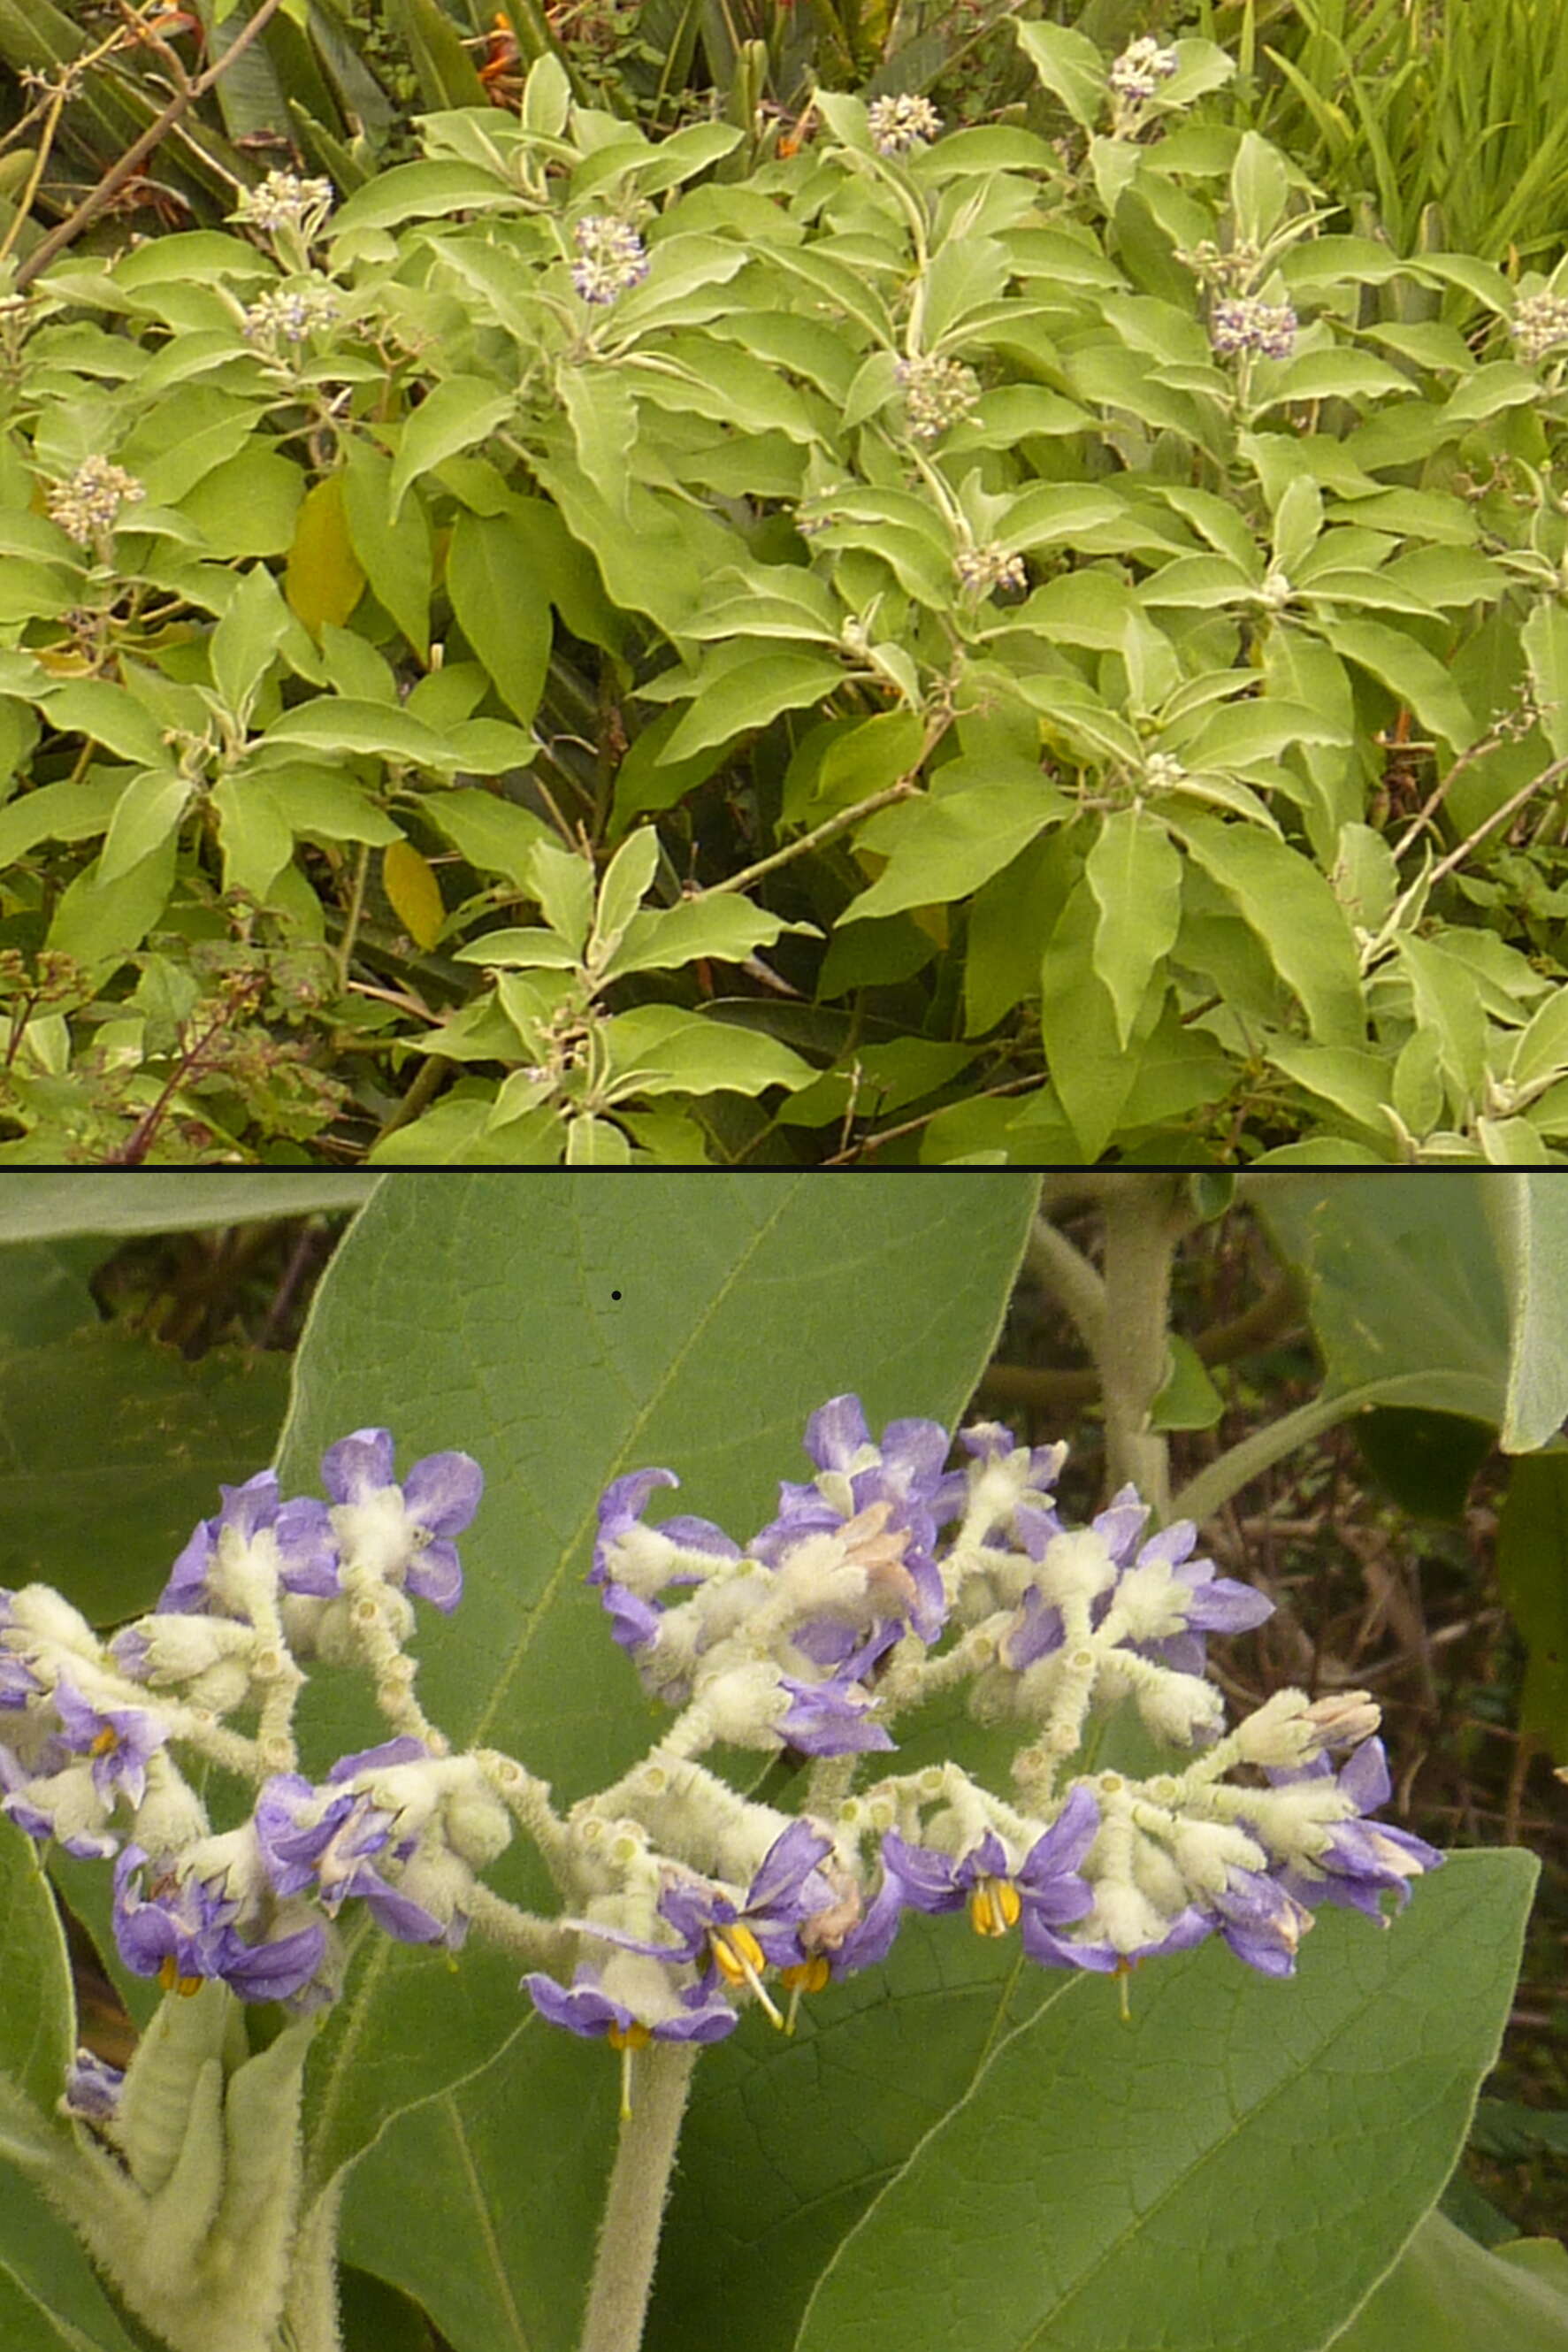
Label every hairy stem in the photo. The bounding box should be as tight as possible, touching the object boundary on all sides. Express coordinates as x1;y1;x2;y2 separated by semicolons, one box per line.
577;2039;698;2352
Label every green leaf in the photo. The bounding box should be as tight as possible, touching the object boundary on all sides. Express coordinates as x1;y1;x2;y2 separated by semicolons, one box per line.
387;379;516;525
1151;1331;1224;1429
558;366;639;522
600;1005;816;1096
1497;1451;1568;1755
1252;1174;1561;1436
1396;933;1488;1108
210;780;292;908
0;1815;72;2110
0;1326;292;1623
840;779;1070;924
1229;130;1289;245
97;769;192;888
0;1175;375;1238
423;790;554;892
1013;19;1109;127
788;1853;1534;2352
1481;1176;1568;1452
1335;2212;1568;2352
1314;615;1479;749
588;825;661;966
1039;874;1160;1158
1084;807;1182;1050
340;438;432;662
446;510;554;730
277;1175;1037;2258
528;841;595;954
1170;696;1351;768
1523;599;1568;762
209;560;293;720
261;697;457;770
1168;814;1365;1046
328;161;519;243
657;651;848;764
597;893;814;982
35;680;170;770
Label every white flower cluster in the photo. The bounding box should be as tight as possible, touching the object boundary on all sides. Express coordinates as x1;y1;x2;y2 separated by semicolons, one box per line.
45;456;146;547
570;216;651;306
241;278;342;348
1209;296;1298;360
954;543;1028;598
1109;35;1181;103
894;352;981;439
1142;751;1187;788
1510;290;1568;363
231;169;335;237
868;94;942;156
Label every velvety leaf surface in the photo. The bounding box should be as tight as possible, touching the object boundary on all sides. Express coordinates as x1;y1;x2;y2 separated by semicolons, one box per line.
789;1850;1534;2352
1332;2211;1568;2352
0;1822;140;2352
273;1173;1037;2251
1253;1173;1526;1425
0;1328;291;1625
0;1175;378;1239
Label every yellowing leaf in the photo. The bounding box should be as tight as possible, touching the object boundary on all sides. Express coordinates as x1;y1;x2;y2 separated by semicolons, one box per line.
383;839;446;949
285;475;365;638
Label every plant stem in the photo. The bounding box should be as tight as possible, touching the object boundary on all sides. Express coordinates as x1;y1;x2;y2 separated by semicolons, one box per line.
577;2039;698;2352
1097;1178;1189;1519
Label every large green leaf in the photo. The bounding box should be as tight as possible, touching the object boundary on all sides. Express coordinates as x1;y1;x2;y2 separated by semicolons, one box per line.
0;1326;291;1624
275;1174;1038;2262
0;1821;140;2352
786;1850;1532;2352
1334;2211;1568;2352
1176;1174;1568;1522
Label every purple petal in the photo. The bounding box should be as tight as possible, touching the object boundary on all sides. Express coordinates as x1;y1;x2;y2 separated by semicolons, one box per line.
321;1429;397;1505
327;1736;428;1782
220;1920;327;2003
403;1451;484;1538
746;1820;834;1915
274;1498;340;1597
880;1832;964;1913
803;1396;872;1470
405;1541;463;1613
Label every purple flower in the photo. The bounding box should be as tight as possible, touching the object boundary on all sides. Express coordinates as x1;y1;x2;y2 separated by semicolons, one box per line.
1271;1739;1445;1922
319;1427;483;1612
157;1470;341;1616
523;1965;737;2044
1207;1866;1316;1977
883;1788;1099;1950
64;2049;125;2124
750;1397;960;1643
256;1738;454;1946
0;1738;119;1859
52;1676;166;1810
1002;1486;1270;1679
776;1656;896;1755
112;1843;326;2003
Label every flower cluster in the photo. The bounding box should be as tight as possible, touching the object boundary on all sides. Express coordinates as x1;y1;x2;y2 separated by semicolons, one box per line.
570;216;651;306
1510;290;1568;364
528;1400;1442;2073
868;94;942;156
44;456;146;547
894;353;981;439
1143;751;1187;789
3;1398;1444;2132
231;169;335;238
241;279;342;348
1108;35;1180;104
954;543;1028;598
0;1429;485;2009
1209;297;1299;360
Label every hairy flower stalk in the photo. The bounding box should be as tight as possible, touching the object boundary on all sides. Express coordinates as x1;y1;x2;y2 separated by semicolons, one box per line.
0;1395;1442;2352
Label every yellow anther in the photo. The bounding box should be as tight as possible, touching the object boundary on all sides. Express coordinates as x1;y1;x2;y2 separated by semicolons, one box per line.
607;2020;652;2052
779;1956;831;1995
709;1922;784;2028
157;1954;204;1996
90;1728;119;1756
968;1877;1021;1939
708;1922;766;1986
